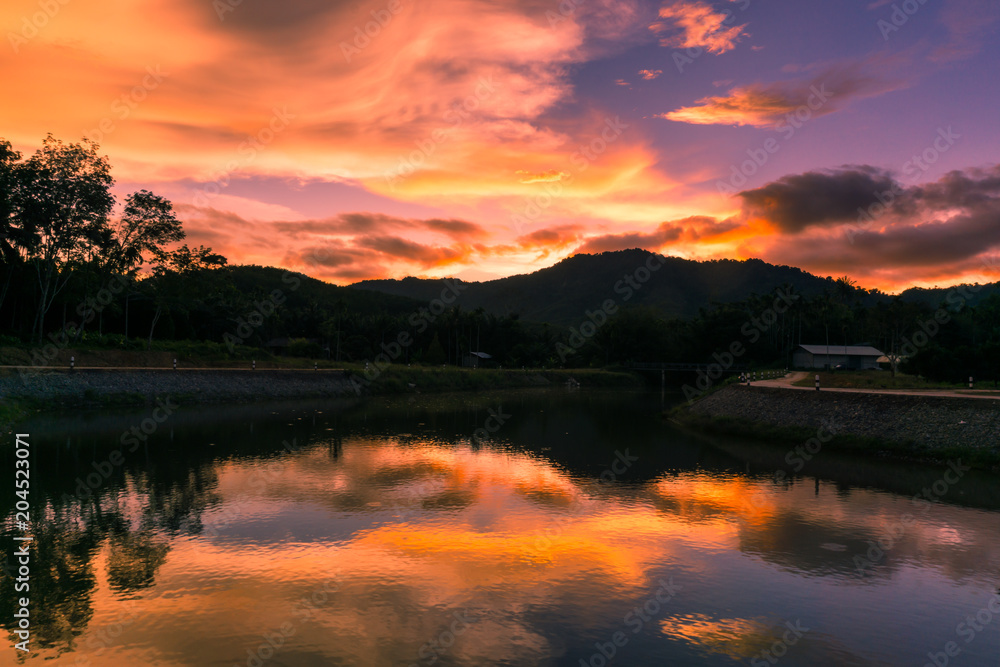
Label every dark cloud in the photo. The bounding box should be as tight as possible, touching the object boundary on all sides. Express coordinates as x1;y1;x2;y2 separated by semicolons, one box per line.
907;165;1000;211
752;164;1000;272
272;212;488;240
739;166;901;232
197;0;354;41
355;235;469;264
516;224;583;247
574;222;683;254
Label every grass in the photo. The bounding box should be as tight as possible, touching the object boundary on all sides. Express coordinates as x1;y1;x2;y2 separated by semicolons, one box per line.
352;365;643;395
791;370;966;391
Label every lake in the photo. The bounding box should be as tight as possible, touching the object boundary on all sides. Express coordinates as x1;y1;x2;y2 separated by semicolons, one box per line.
3;388;999;666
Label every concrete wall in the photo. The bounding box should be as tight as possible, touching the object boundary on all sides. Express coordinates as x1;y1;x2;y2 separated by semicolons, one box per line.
688;384;1000;454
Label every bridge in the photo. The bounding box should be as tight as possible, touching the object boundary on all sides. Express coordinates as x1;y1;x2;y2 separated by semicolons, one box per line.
628;362;749;373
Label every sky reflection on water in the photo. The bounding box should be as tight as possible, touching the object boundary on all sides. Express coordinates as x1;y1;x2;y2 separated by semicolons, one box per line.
2;390;999;666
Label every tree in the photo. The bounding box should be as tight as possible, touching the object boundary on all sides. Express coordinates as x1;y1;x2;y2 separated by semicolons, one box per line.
425;332;446;364
12;135;114;340
0;139;22;315
108;190;185;338
145;245;227;348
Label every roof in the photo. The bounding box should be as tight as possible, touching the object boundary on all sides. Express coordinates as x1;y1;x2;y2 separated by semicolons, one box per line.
796;344;884;357
469;351;492;358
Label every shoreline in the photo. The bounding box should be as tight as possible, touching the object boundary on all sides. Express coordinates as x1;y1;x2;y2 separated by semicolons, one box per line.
0;366;642;429
673;383;1000;472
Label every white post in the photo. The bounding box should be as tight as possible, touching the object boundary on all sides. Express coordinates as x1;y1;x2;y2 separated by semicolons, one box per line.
815;374;820;391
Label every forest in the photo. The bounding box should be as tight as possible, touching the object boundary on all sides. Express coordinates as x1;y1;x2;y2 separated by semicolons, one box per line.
2;135;998;383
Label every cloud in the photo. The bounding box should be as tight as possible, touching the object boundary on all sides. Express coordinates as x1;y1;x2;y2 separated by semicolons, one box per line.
929;0;1000;62
516;170;567;184
0;0;651;200
571;215;730;254
171;206;496;281
650;1;747;54
615;79;631;86
638;69;663;80
263;212;489;240
737;164;1000;286
659;60;904;127
516;224;584;249
738;167;901;233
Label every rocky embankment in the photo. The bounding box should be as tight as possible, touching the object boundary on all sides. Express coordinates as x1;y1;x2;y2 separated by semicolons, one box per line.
685;384;1000;463
0;368;356;405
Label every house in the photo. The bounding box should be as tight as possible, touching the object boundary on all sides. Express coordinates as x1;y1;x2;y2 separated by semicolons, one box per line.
462;351;492;368
792;344;884;370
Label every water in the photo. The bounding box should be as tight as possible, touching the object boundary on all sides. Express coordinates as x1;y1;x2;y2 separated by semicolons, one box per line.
2;389;999;666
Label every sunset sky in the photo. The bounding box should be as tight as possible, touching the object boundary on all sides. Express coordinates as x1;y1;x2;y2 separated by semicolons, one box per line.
2;0;999;291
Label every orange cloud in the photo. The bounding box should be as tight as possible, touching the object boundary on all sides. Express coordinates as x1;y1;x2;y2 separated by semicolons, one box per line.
169;206;496;281
660;61;905;127
650;1;747;54
639;69;663;80
515;169;568;184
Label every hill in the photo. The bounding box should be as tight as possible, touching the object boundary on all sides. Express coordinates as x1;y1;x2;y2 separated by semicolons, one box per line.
897;283;1000;309
351;250;873;325
226;265;425;317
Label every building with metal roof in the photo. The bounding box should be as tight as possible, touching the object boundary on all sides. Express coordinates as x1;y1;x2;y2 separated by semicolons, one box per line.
792;344;884;370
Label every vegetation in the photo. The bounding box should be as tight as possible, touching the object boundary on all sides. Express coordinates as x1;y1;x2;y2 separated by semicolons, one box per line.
2;134;998;384
791;371;965;390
